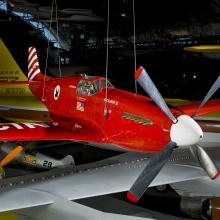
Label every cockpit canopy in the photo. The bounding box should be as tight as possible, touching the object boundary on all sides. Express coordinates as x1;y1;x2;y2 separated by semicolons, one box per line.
77;78;113;96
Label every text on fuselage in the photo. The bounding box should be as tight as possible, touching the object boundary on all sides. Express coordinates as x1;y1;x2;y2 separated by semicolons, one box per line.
0;123;50;130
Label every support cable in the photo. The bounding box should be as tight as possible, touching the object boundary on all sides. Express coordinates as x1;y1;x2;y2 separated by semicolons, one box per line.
104;0;109;117
133;0;137;94
55;0;62;77
42;0;54;101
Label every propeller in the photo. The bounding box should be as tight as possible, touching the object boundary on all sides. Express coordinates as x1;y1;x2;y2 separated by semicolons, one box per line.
0;145;23;177
128;141;176;202
190;145;220;180
192;75;220;117
127;66;204;202
135;67;177;123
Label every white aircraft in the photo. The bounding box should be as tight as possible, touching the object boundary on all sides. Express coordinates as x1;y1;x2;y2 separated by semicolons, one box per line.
0;141;220;220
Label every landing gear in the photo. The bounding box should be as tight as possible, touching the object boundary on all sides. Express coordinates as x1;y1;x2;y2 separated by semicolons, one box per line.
154;184;170;193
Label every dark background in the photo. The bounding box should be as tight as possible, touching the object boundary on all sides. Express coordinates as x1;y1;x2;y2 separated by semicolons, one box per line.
1;0;220;100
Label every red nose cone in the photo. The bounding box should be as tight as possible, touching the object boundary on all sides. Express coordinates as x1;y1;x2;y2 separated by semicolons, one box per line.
127;192;139;203
135;66;144;80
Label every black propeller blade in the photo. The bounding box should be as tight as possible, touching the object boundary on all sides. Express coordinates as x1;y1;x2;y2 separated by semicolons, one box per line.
192;75;220;117
128;141;177;202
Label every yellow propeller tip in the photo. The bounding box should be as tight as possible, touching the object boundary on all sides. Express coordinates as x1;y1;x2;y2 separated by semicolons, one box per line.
0;145;23;167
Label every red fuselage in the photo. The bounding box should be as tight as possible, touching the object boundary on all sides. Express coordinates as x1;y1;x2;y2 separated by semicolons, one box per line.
29;75;180;152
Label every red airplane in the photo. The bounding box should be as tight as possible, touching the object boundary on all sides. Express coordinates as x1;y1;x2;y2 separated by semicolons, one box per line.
0;47;220;203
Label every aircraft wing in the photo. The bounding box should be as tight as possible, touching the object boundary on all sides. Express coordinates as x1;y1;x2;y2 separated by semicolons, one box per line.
0;149;212;213
0;121;105;142
15;199;155;220
178;99;220;117
0;96;49;122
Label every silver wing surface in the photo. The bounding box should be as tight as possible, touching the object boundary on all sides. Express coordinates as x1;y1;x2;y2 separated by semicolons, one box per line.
0;148;217;213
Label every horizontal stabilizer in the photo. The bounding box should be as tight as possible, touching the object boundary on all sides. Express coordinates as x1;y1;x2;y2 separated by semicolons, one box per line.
61;155;75;166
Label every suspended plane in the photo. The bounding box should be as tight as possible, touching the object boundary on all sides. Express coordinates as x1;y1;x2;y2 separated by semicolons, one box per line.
184;44;220;60
0;46;220;204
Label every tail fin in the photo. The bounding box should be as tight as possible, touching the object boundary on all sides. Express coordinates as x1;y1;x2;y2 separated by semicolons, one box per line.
28;47;44;81
0;38;27;81
61;155;75;166
0;39;33;96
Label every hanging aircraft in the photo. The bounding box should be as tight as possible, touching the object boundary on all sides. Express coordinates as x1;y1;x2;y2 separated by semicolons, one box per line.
0;46;220;204
184;45;220;60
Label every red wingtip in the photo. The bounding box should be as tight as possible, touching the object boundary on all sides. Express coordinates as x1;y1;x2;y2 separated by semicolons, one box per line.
212;170;220;180
135;66;144;80
127;192;139;203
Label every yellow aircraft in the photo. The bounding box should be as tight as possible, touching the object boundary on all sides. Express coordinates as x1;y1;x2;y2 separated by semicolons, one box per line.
0;39;49;122
184;45;220;60
184;45;220;52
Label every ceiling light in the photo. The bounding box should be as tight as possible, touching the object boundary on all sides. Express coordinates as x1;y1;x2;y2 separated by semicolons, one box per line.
121;13;127;18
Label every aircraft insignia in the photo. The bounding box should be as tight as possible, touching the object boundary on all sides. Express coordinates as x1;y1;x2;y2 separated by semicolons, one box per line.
54;85;60;100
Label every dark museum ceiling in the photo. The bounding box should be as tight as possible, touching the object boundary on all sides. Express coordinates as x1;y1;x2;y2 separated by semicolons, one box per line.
7;0;220;37
12;0;220;22
1;0;220;99
11;0;220;25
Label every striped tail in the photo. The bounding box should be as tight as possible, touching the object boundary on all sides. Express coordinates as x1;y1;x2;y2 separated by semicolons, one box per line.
28;47;44;81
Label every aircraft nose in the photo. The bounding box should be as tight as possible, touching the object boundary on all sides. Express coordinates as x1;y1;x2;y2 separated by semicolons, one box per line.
170;115;203;147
